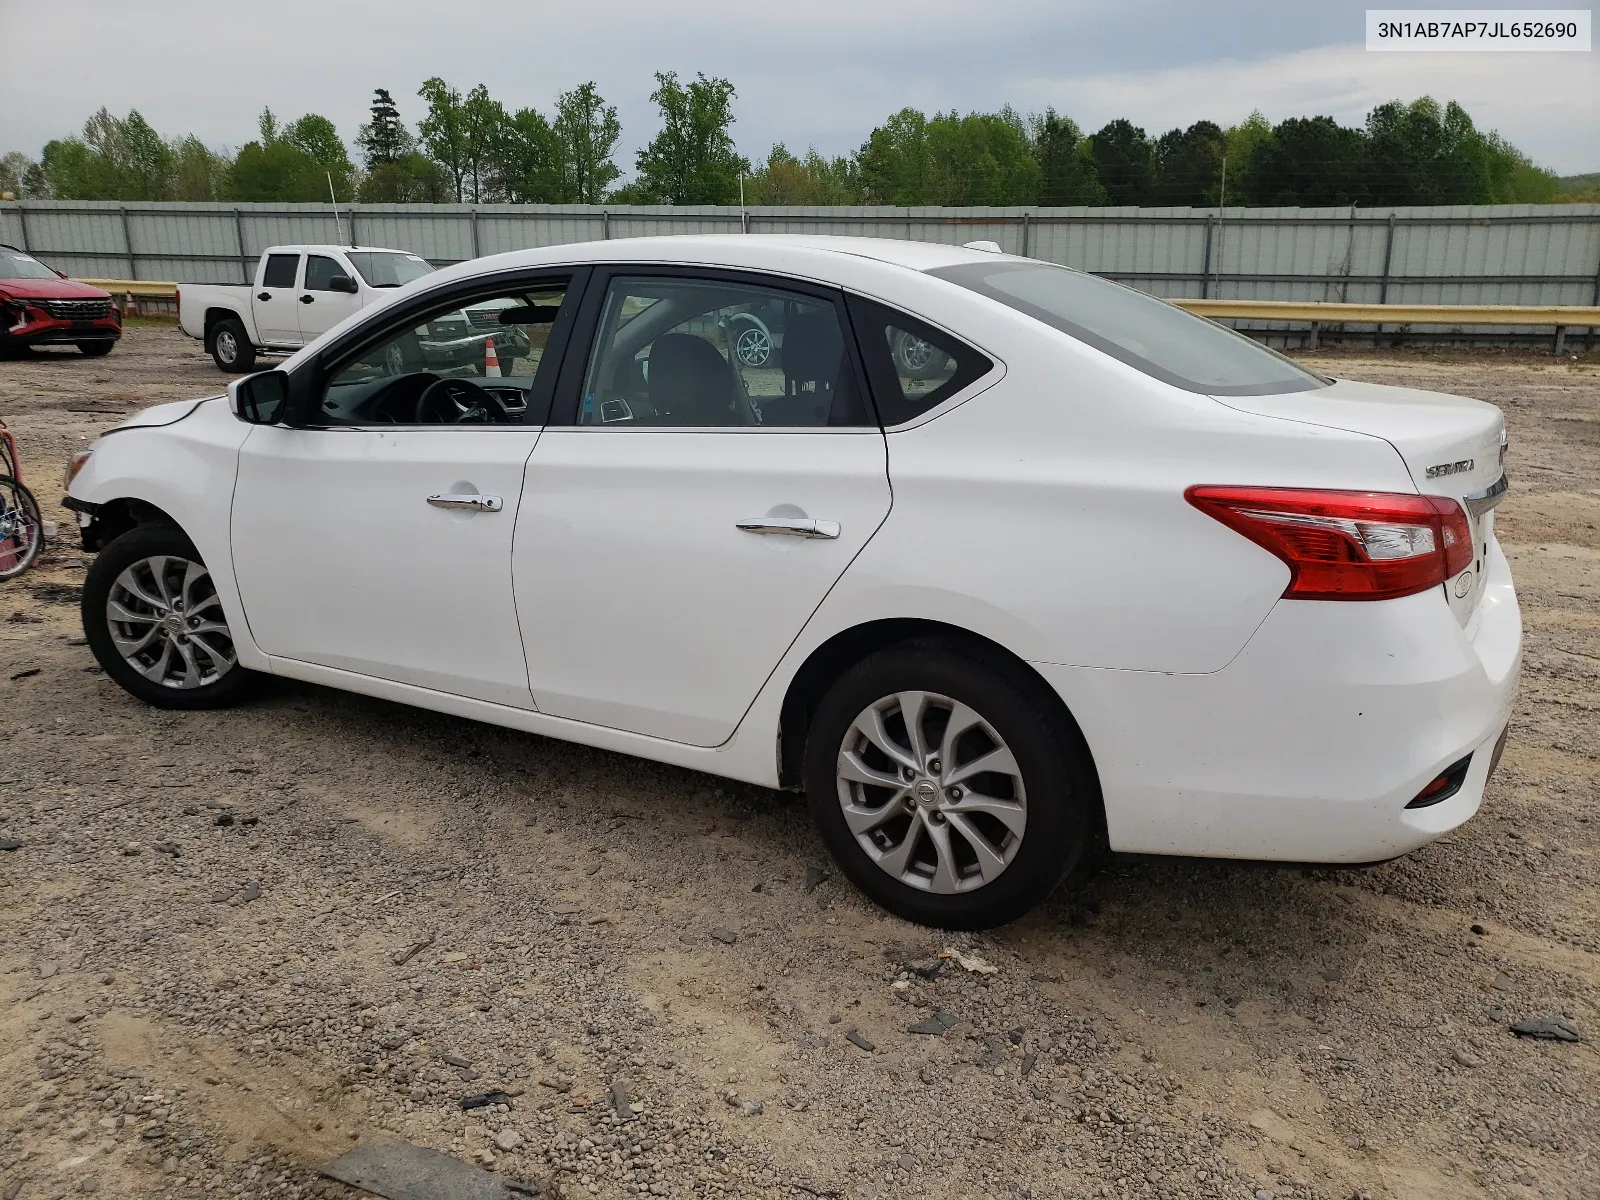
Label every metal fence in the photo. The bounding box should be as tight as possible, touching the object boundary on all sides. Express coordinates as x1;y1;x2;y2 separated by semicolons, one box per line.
4;200;1598;339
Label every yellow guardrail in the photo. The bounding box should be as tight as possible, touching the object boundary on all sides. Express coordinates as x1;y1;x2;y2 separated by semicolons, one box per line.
1171;299;1600;326
78;279;179;298
70;280;1599;330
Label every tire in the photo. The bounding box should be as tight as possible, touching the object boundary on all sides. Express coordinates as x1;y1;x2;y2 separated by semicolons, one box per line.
208;318;256;373
0;475;43;580
76;341;115;357
804;638;1095;929
81;525;257;710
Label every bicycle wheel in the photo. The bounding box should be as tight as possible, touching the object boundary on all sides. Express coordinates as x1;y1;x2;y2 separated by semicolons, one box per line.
0;475;44;580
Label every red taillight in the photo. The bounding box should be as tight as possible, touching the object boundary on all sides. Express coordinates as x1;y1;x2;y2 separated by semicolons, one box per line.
1186;485;1473;601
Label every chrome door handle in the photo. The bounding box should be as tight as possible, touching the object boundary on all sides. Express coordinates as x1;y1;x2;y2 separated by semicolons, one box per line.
427;493;503;512
736;517;840;539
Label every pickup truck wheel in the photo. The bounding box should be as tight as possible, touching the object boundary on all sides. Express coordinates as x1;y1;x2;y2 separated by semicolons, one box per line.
208;318;255;373
82;526;258;710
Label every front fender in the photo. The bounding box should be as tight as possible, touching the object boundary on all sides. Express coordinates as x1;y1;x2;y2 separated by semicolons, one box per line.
68;398;266;670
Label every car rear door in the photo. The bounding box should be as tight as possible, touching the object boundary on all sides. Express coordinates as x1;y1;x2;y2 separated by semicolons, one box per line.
253;252;303;346
513;267;892;747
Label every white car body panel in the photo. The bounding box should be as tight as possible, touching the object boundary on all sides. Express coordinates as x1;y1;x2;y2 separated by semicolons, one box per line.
515;428;892;746
231;426;541;708
70;235;1522;873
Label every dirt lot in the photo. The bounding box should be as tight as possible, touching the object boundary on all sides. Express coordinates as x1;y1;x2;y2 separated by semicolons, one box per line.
1;326;1596;1200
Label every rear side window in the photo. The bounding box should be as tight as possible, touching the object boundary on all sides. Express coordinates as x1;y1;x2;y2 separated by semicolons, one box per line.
929;261;1327;397
845;296;992;426
303;255;344;291
262;254;300;289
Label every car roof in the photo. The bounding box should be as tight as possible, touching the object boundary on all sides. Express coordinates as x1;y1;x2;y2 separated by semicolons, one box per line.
425;234;1015;290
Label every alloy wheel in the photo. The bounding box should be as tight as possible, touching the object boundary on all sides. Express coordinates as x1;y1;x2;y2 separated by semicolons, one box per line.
735;326;773;367
215;328;238;365
106;555;236;689
836;690;1027;893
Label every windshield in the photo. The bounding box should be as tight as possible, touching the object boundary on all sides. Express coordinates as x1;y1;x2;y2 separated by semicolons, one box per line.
929;261;1328;396
0;248;60;280
347;251;435;289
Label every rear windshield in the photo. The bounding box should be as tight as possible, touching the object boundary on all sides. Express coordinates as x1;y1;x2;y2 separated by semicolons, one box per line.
348;252;435;288
928;261;1328;396
0;248;59;280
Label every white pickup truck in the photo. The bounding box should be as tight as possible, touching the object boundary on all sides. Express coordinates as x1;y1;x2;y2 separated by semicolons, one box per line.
177;245;435;372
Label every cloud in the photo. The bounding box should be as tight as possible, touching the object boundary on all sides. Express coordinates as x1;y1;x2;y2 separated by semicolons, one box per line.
0;0;1594;174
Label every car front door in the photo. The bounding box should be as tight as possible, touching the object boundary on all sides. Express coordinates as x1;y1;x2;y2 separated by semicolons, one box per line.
514;269;892;747
231;272;580;706
298;254;363;341
254;252;303;346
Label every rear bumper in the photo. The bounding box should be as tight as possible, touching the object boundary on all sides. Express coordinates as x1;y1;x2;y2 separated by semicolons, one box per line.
1037;537;1521;863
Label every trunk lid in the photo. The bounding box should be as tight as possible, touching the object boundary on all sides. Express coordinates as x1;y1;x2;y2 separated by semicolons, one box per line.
1216;378;1507;624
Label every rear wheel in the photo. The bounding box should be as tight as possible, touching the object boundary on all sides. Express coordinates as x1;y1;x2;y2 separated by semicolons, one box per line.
82;525;257;709
208;318;255;373
76;341;115;357
804;638;1094;929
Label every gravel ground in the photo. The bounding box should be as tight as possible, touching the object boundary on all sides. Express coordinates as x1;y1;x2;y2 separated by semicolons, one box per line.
1;326;1596;1200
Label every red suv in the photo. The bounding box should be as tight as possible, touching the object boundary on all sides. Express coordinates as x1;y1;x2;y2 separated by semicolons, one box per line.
0;244;121;357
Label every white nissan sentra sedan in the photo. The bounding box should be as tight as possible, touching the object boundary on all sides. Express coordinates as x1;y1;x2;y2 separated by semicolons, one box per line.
62;236;1520;928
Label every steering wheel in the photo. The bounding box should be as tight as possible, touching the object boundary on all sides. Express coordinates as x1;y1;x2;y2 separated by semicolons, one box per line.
414;376;514;425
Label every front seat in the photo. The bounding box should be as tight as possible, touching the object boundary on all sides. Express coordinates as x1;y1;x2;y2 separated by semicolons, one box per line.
647;333;741;426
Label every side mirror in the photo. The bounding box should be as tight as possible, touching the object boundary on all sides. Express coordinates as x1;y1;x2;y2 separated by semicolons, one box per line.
328;274;358;294
228;370;288;425
56;268;68;279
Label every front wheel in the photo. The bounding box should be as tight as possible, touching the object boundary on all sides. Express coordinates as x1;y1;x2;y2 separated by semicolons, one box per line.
0;475;43;580
805;639;1094;929
208;318;256;373
82;525;257;709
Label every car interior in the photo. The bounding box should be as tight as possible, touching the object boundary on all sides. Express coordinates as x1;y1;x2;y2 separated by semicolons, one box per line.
579;278;866;428
319;290;565;426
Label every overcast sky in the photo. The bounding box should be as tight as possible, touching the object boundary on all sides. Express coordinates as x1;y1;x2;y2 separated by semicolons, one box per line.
1;0;1595;175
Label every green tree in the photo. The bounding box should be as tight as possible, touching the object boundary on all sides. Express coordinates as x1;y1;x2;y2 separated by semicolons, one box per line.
358;153;451;203
746;144;858;204
355;88;413;168
1241;116;1368;206
172;136;230;201
553;82;622;203
1086;119;1152;206
1220;110;1272;205
226;108;347;202
1029;110;1106;206
40;108;179;200
633;71;747;204
0;151;40;199
857;108;929;204
417;77;470;201
1150;121;1225;206
461;84;508;203
493;107;565;203
925;109;1041;205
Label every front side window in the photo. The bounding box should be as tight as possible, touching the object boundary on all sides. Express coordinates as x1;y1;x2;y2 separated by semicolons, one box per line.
929;261;1328;396
0;248;58;280
261;254;300;289
318;283;569;426
303;255;346;291
348;251;435;289
576;275;870;428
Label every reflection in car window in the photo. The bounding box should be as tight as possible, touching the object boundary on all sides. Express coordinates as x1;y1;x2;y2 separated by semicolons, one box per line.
318;285;567;426
929;261;1328;396
303;255;345;291
0;248;59;280
347;252;435;288
577;276;869;428
261;254;299;289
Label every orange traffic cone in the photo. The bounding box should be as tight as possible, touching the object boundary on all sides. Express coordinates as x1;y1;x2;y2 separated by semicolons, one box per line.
484;336;501;378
